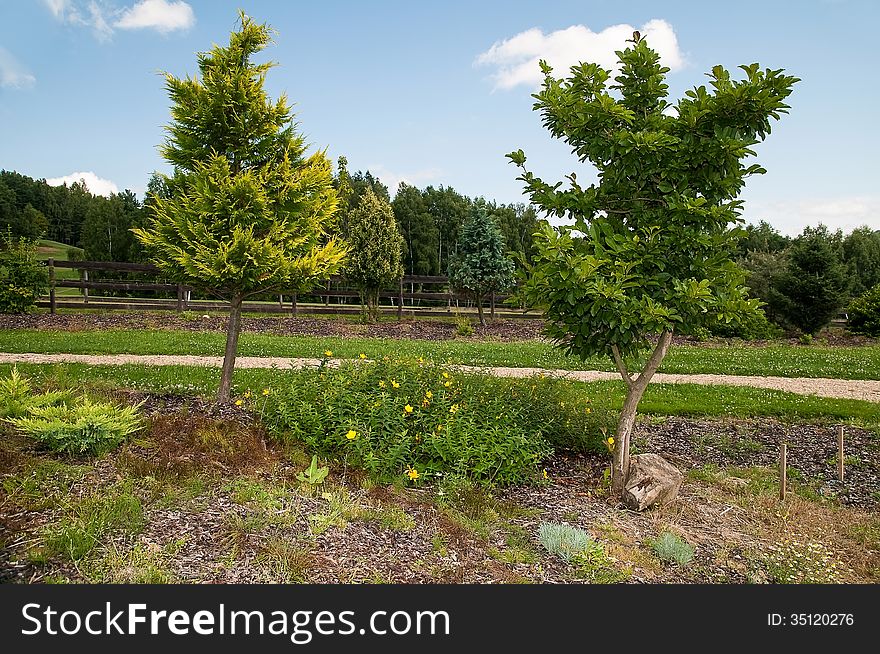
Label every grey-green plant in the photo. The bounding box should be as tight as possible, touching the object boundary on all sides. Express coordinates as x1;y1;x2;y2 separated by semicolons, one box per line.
508;33;798;495
651;531;695;566
538;522;593;562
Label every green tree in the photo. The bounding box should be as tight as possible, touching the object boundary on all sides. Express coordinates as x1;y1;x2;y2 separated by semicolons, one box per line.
424;185;470;274
393;183;438;276
0;233;48;313
133;12;345;402
842;226;880;297
774;225;848;335
736;220;788;257
447;204;515;326
344;188;404;322
81;191;143;262
508;34;798;495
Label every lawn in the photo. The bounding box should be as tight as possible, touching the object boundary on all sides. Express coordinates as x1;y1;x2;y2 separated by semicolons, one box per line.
5;327;880;379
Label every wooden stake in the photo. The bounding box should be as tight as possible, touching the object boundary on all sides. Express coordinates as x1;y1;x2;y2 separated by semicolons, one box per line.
82;269;89;304
838;426;845;481
779;442;787;501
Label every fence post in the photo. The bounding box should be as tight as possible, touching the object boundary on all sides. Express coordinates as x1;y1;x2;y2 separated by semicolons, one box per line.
779;443;787;501
176;284;183;312
48;258;56;315
325;280;330;307
82;269;89;305
292;293;298;317
490;290;496;320
398;279;404;321
838;426;845;481
279;294;284;310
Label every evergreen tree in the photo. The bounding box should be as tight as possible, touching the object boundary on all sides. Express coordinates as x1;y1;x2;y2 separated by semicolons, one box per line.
448;204;515;326
775;225;849;334
133;12;345;401
344;188;404;322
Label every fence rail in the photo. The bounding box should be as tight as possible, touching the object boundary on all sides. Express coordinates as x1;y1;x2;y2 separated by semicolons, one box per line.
40;258;535;320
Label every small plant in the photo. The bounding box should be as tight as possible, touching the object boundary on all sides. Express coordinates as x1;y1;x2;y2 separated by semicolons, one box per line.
848;283;880;337
296;455;329;486
651;531;695;566
538;522;593;562
454;314;474;337
798;332;813;345
763;538;852;584
573;541;630;583
0;233;48;314
8;398;143;456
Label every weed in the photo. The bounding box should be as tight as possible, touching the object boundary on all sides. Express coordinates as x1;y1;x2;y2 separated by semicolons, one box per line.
762;539;852;583
257;536;312;582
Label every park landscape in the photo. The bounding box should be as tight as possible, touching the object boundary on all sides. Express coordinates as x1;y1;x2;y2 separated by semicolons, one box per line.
1;8;878;586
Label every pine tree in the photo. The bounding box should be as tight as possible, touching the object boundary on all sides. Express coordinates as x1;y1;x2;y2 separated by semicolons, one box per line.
448;205;515;326
344;188;404;322
133;12;345;401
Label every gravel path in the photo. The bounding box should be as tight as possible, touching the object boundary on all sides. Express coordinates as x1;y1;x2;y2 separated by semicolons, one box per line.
3;351;880;403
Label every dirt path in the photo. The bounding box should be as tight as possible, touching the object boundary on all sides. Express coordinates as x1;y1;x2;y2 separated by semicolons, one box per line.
3;351;880;403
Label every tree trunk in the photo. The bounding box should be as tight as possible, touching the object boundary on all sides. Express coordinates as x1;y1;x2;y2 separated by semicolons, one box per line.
217;293;243;403
610;331;673;496
476;295;485;326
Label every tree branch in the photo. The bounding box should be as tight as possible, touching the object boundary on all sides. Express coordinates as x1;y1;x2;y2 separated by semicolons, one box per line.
610;345;634;389
635;330;673;387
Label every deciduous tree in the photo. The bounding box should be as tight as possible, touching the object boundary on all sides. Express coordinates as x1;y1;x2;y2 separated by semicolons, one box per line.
509;34;798;495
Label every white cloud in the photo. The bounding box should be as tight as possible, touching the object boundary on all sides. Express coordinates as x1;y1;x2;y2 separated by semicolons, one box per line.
44;0;194;39
46;172;119;197
746;195;880;236
0;47;36;89
367;165;444;197
115;0;195;33
475;18;685;90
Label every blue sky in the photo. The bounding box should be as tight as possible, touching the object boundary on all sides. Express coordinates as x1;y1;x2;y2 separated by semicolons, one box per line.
1;0;877;235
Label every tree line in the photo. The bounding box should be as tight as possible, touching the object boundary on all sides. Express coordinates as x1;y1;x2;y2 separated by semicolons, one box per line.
0;162;541;276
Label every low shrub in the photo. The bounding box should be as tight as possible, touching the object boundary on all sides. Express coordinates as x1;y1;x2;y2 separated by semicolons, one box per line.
0;366;69;418
538;522;593;562
0;234;48;314
848;284;880;337
261;358;608;485
8;398;143;456
651;531;695;566
708;308;784;340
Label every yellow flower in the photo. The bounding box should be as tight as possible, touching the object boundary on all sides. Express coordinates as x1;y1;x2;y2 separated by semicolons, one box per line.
585;407;591;414
345;429;358;440
244;390;252;399
404;404;414;414
234;399;243;407
425;391;433;399
543;469;549;480
378;380;386;388
262;388;270;396
443;380;452;388
324;350;333;357
607;437;614;445
391;380;400;389
359;353;367;360
435;424;443;433
406;468;420;481
449;404;459;414
418;357;425;364
442;372;450;379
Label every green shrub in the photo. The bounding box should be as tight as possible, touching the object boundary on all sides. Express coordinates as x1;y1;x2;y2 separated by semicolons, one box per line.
538;522;593;562
0;233;48;313
573;542;631;583
651;531;695;566
0;367;70;418
262;358;607;485
848;284;880;337
709;309;783;340
8;398;143;456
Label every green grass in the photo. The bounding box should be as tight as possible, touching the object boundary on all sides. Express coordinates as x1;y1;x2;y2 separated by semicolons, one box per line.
4;328;880;379
4;361;877;430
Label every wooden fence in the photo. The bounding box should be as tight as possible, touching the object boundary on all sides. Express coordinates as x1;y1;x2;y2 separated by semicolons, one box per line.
39;259;539;320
